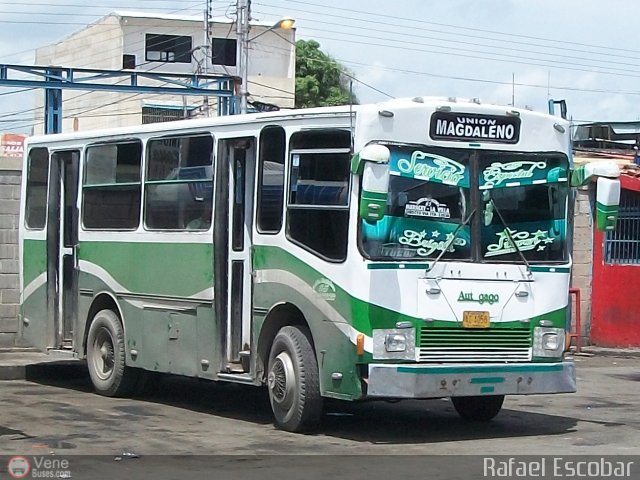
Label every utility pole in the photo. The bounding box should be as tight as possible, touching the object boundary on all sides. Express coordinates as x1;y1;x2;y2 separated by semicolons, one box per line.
237;0;251;114
201;0;213;117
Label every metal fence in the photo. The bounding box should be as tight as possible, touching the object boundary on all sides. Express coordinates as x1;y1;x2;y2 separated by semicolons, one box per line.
604;188;640;264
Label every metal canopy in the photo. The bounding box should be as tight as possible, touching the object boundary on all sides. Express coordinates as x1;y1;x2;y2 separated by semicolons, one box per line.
0;63;239;133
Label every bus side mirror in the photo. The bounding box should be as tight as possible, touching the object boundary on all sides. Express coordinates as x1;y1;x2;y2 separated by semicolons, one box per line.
356;145;391;223
595;177;620;231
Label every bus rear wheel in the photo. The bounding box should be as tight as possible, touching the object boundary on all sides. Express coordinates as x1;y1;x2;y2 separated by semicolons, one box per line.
451;395;504;421
267;326;323;432
86;309;139;397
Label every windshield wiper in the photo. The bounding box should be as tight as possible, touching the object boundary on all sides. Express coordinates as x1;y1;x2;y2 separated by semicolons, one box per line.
426;208;476;274
487;196;532;277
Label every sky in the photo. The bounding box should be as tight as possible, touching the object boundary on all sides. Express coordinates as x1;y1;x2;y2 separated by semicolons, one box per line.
1;0;640;133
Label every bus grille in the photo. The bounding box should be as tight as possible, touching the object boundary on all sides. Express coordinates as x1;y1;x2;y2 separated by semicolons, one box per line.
418;327;532;362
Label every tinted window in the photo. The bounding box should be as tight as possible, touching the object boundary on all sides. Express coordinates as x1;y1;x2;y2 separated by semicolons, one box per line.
145;34;192;63
25;148;49;229
257;126;285;233
211;38;237;67
287;130;351;261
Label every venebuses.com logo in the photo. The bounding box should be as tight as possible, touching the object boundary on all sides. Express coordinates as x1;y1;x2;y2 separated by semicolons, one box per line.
7;456;31;479
6;455;72;478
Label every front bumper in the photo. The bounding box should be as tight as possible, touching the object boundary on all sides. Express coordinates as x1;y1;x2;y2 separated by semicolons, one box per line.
367;360;576;398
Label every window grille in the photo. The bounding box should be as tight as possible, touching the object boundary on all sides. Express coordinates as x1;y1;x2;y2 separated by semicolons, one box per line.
142;106;195;124
604;188;640;264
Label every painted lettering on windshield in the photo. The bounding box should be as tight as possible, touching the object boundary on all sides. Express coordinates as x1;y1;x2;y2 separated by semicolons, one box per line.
482;161;547;188
485;228;554;257
395;151;467;186
399;229;467;257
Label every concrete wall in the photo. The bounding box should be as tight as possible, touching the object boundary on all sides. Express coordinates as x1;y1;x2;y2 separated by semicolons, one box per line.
0;157;21;348
570;188;593;342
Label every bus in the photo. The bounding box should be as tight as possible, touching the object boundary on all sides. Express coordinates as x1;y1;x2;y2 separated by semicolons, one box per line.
18;97;620;432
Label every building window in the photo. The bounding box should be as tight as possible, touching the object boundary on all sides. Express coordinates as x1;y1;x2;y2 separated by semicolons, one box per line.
286;130;352;261
25;148;49;230
145;34;192;63
604;188;640;264
142;106;195;124
144;134;214;230
82;141;142;230
122;54;136;69
211;38;237;67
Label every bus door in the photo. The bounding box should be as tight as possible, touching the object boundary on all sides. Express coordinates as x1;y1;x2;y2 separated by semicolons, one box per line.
47;150;80;349
215;137;256;372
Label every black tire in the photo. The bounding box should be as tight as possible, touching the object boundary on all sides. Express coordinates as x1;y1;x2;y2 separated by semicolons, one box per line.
86;309;139;397
267;326;323;432
451;395;505;421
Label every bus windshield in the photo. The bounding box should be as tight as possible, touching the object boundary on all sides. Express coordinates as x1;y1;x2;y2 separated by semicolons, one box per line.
479;152;569;263
360;145;569;263
361;145;472;260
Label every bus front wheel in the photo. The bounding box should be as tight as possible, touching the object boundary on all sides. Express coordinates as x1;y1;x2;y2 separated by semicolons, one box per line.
86;309;139;397
267;326;323;432
451;395;505;421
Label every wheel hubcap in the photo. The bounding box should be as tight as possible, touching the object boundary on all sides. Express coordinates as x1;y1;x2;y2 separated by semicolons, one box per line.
268;351;296;409
91;327;115;381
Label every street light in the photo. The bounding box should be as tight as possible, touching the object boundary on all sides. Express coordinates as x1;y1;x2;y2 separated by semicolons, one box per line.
237;0;295;114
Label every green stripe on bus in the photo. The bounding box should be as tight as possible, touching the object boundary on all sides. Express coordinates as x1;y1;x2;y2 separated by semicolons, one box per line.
480;386;495;393
470;377;505;384
529;266;570;273
367;263;430;270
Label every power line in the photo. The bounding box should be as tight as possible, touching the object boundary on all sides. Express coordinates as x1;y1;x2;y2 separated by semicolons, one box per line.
271;0;640;56
253;6;640;79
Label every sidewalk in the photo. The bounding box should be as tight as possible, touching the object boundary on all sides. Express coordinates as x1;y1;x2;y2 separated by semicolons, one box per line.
577;345;640;358
0;348;83;380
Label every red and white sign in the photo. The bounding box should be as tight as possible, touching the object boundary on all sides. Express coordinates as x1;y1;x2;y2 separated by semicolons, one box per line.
0;133;26;158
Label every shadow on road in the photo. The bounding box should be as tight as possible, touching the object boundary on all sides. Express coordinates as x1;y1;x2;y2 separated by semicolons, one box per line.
24;363;578;444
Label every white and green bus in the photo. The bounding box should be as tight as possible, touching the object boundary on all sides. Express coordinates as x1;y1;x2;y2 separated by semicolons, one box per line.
19;97;620;432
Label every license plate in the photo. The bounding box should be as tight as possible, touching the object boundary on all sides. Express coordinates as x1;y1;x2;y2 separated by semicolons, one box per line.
463;311;490;328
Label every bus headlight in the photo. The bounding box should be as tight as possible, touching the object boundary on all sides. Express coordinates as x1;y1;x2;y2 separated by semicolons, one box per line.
385;333;407;352
372;328;416;360
533;327;565;357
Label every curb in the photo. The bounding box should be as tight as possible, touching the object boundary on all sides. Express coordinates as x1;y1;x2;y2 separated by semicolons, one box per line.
578;347;640;359
0;351;85;381
0;364;29;381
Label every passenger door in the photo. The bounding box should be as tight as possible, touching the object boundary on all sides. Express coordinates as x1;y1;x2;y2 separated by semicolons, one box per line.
214;137;256;372
47;150;80;349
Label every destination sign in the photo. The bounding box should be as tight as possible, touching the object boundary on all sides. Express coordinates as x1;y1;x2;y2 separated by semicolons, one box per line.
429;111;521;144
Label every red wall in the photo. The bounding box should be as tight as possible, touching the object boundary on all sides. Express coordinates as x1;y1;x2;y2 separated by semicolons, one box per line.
591;176;640;347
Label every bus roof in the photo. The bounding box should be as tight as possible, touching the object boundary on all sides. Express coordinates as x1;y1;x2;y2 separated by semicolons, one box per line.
25;97;564;146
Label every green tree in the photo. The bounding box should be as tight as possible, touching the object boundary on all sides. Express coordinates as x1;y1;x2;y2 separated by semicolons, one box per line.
295;39;358;108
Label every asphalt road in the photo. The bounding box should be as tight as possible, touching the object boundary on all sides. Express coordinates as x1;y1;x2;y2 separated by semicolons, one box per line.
1;354;639;478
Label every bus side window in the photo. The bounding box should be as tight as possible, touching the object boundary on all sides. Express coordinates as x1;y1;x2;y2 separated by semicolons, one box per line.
257;126;286;234
286;129;351;262
144;134;214;231
83;141;142;230
25;147;50;230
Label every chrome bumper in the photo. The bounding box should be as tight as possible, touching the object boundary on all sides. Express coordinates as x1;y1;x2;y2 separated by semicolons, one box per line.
367;361;576;398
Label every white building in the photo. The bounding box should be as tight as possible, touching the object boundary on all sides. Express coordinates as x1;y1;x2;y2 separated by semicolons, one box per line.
33;11;296;133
